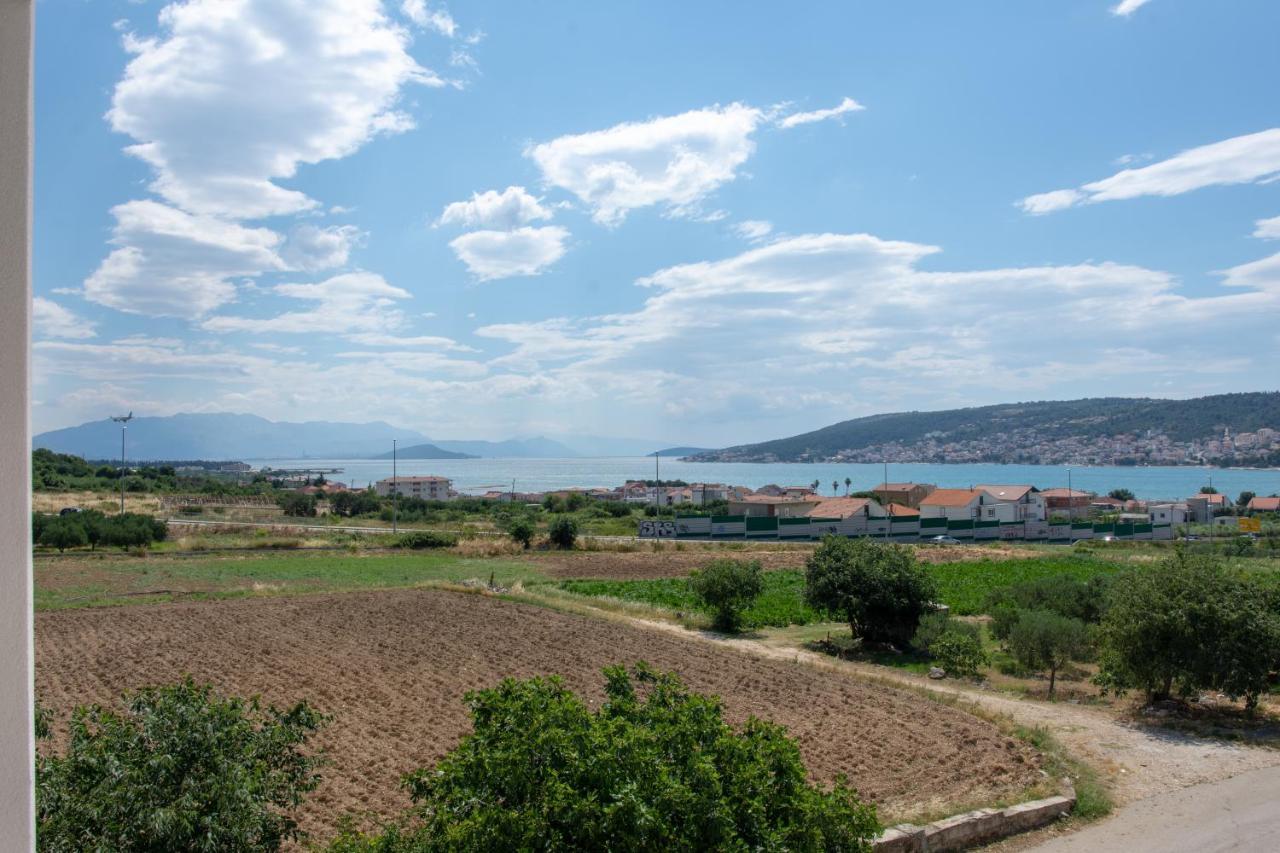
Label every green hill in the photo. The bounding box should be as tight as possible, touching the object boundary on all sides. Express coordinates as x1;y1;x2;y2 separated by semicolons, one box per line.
689;393;1280;466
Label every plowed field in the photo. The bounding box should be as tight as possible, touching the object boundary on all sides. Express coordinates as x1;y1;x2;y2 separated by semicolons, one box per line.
36;589;1040;841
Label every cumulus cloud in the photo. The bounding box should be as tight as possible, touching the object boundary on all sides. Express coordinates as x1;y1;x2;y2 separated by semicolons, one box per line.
1253;216;1280;240
732;220;774;242
343;332;476;351
1020;128;1280;214
281;224;365;272
436;186;552;229
400;0;455;37
84;200;284;317
33;298;97;340
777;96;864;129
202;271;411;334
109;0;440;220
526;103;765;225
449;227;570;281
1111;0;1154;16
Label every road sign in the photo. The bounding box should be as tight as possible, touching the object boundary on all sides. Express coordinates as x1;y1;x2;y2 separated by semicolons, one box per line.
1238;517;1262;533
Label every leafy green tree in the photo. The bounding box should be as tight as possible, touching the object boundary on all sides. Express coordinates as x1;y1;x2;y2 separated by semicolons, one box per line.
1199;485;1218;494
844;476;852;496
40;516;87;552
37;679;323;852
984;574;1110;628
101;513;168;550
1007;610;1090;697
548;515;579;550
333;665;878;851
1096;552;1280;712
278;492;317;518
932;632;988;679
689;559;764;632
31;511;49;544
832;480;839;496
507;517;536;549
804;537;937;647
1238;491;1256;510
1108;488;1135;502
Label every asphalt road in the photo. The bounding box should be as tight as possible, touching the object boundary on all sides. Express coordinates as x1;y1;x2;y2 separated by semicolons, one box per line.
1033;763;1280;851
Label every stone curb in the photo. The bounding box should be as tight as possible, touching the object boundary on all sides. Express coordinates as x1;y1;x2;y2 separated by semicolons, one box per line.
874;781;1076;852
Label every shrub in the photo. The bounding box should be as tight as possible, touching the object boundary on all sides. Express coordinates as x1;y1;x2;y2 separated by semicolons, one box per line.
100;513;168;550
1095;552;1280;713
548;515;578;550
506;517;536;549
39;516;87;552
932;631;988;679
36;679;323;851
395;531;458;550
278;492;317;518
984;574;1110;626
911;611;979;652
689;559;764;632
1007;610;1090;697
804;537;937;647
333;665;879;851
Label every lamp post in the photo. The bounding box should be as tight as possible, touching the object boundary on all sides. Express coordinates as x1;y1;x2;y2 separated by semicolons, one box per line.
883;460;889;541
392;439;397;534
110;412;133;514
1066;467;1073;526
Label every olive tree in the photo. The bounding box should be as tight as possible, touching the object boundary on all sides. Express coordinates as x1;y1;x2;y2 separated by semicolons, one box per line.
689;559;764;632
1007;610;1090;697
804;536;937;647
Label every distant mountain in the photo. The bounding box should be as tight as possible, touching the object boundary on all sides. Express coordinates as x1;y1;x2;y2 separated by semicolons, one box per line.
33;413;431;461
688;393;1280;467
544;434;672;457
371;443;477;460
648;447;717;458
427;436;580;458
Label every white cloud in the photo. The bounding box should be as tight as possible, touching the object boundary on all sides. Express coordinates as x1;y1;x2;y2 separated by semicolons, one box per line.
84;200;284;317
343;332;476;351
281;224;365;272
449;227;570;281
1020;128;1280;214
436;186;552;229
732;220;773;242
526;103;765;225
777;96;864;129
1220;252;1280;292
1111;0;1154;17
33;298;96;340
401;0;456;37
109;0;441;219
202;271;411;334
1253;216;1280;240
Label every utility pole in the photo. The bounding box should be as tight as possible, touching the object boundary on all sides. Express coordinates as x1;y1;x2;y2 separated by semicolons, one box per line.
1067;467;1073;526
883;460;889;541
510;478;515;504
392;439;398;534
110;412;133;514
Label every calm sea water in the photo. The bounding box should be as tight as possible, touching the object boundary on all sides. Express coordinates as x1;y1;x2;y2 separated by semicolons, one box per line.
256;457;1280;502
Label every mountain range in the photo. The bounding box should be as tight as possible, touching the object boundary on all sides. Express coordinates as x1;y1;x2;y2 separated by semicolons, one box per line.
688;393;1280;466
33;413;680;461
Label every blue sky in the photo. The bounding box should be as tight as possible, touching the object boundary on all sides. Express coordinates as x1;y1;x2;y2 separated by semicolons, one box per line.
31;0;1280;445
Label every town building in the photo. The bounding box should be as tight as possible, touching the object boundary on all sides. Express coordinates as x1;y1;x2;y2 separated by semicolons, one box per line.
1246;496;1280;514
808;496;884;519
918;488;991;521
375;475;452;501
973;484;1045;521
1147;502;1189;525
1038;488;1094;518
1186;493;1232;523
872;482;936;508
727;494;820;518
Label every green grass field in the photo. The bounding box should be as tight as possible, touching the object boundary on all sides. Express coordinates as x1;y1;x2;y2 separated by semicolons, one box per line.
34;550;544;610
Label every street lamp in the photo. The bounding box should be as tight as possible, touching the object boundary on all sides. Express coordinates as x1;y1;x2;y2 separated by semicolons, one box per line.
110;411;133;515
392;438;398;534
1066;467;1073;526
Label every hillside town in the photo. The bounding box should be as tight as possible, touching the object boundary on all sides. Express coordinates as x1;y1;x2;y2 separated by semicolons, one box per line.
810;427;1280;467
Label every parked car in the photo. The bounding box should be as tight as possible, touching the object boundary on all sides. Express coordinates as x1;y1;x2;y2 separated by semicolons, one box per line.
58;507;81;516
929;535;960;545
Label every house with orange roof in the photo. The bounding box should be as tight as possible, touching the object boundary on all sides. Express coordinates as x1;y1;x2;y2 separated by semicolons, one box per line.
728;493;821;518
872;482;936;508
974;483;1045;522
808;496;884;520
918;488;991;521
1246;495;1280;514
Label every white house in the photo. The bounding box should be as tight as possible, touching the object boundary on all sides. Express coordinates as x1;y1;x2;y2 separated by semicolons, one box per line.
973;484;1045;522
375;475;452;501
1148;502;1189;525
918;488;990;521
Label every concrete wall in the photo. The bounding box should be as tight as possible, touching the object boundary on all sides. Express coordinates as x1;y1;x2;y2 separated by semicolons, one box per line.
0;0;34;847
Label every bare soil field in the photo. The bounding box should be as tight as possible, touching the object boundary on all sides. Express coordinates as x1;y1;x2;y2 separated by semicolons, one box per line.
36;588;1041;842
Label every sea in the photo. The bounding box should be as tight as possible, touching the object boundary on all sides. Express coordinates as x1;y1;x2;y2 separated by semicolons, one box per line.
252;458;1280;502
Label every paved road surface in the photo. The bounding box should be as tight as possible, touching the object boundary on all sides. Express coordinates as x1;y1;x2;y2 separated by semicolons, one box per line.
1033;763;1280;851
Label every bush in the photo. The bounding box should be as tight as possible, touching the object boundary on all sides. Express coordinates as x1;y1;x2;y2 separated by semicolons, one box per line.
548;515;578;550
804;537;937;647
911;611;979;652
395;531;459;550
1095;552;1280;713
278;492;317;518
332;665;879;851
39;516;88;552
1007;610;1090;697
932;631;988;679
506;517;536;549
36;679;323;852
100;512;168;550
984;574;1110;626
689;559;765;632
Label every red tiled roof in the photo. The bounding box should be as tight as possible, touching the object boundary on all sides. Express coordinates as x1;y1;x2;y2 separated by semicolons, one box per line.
1246;496;1279;511
1038;488;1093;498
974;484;1033;501
809;497;871;518
886;503;920;517
920;488;983;508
